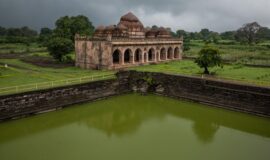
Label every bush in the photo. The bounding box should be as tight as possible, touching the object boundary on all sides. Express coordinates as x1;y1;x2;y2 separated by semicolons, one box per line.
62;54;74;63
47;37;73;62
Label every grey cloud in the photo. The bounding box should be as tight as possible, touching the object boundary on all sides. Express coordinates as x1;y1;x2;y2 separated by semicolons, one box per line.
0;0;269;32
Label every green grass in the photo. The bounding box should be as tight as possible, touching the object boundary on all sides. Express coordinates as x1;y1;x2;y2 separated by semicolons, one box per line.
0;59;114;88
131;60;270;86
185;40;270;66
0;42;270;95
0;43;46;54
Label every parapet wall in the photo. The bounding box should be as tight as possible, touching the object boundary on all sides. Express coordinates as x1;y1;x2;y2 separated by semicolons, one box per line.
0;71;269;121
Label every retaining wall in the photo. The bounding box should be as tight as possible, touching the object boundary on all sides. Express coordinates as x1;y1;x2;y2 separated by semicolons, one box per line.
127;71;270;117
0;73;130;121
0;70;269;121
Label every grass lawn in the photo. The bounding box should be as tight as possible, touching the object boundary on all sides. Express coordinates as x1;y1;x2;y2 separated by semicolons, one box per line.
0;59;114;88
131;60;270;86
185;40;270;66
0;43;46;54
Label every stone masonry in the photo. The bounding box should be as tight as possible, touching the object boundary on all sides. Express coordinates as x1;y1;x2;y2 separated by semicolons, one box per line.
75;12;183;70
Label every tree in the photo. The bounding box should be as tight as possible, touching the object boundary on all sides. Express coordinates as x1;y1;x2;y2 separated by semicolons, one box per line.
235;22;261;45
195;47;222;74
47;37;73;62
0;26;7;36
200;28;211;41
210;32;221;44
257;27;270;41
39;27;53;46
220;31;236;40
151;25;159;30
176;29;190;51
53;15;95;41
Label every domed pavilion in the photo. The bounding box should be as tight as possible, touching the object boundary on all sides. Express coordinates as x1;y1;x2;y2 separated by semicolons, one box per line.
75;12;183;70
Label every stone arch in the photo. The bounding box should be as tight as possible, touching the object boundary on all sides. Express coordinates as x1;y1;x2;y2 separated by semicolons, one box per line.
112;49;121;64
148;48;155;62
124;48;132;64
134;48;142;63
167;47;173;59
160;48;166;60
174;47;180;59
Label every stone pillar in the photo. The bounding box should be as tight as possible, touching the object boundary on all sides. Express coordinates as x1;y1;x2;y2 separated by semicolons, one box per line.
120;52;124;65
156;52;160;62
132;52;135;64
140;53;144;63
144;53;148;63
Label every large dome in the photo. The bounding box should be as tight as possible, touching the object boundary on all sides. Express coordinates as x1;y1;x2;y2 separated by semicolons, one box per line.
118;12;145;38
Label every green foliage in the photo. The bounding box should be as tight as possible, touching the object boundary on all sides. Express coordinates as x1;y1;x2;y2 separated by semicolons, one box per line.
0;26;38;44
220;31;236;40
47;37;73;62
235;22;261;45
143;76;155;85
176;30;191;51
195;47;222;74
53;15;95;41
38;27;52;46
0;26;7;36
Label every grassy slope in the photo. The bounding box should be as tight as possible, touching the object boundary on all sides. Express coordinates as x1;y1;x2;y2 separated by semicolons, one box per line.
0;59;113;87
131;60;270;86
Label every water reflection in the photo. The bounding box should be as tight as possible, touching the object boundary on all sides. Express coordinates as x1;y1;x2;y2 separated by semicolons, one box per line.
0;94;270;145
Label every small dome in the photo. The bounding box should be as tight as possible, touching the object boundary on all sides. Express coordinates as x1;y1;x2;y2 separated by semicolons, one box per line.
117;23;128;30
156;27;171;37
96;25;105;31
105;25;116;31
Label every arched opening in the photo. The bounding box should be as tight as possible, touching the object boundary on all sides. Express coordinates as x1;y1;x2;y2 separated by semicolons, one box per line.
148;48;155;62
167;47;173;59
134;48;142;63
160;48;166;60
112;49;120;64
174;47;180;59
124;49;132;64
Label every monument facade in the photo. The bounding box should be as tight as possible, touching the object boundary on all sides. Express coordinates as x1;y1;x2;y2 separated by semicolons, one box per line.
75;12;183;70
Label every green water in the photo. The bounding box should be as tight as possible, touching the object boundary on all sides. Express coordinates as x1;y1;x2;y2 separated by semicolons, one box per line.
0;94;270;160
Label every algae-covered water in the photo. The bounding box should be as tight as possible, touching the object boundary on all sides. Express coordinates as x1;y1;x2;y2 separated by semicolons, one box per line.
0;94;270;160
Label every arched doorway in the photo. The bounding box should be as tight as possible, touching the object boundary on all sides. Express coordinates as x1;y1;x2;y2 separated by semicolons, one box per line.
112;49;120;64
148;48;155;62
167;47;173;59
160;48;166;60
124;49;132;64
134;48;142;63
174;47;180;59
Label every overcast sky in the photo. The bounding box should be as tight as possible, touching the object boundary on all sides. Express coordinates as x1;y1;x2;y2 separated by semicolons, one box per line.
0;0;270;32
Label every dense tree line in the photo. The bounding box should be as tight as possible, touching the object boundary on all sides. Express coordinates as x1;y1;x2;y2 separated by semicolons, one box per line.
0;26;38;44
174;22;270;50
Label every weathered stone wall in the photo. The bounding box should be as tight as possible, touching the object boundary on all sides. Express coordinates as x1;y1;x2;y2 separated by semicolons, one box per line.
0;75;131;121
126;71;270;117
1;71;269;121
75;39;112;69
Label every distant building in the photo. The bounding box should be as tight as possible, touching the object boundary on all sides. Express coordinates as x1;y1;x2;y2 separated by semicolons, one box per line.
75;12;183;70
